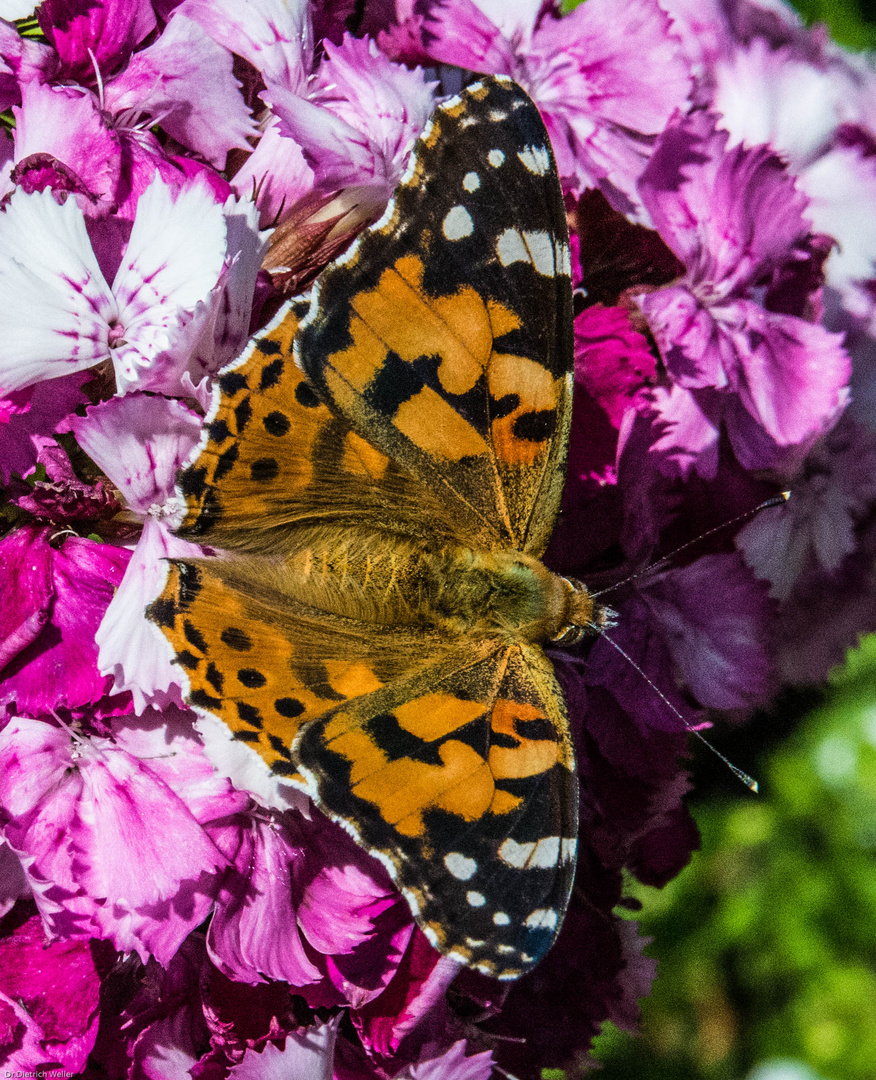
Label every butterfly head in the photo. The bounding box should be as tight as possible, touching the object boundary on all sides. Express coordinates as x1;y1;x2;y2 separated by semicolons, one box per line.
549;577;618;647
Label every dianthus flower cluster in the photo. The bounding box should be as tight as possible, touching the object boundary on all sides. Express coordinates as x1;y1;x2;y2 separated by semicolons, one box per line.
0;0;873;1077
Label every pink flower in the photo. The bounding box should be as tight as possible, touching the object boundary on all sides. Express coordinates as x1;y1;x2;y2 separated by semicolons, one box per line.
0;911;101;1073
635;111;850;473
177;0;313;94
737;417;876;601
0;178;262;397
16;0;256;175
0;373;87;484
71;393;205;711
103;10;257;169
267;33;436;219
228;1020;340;1079
208;803;417;1002
37;0;157;84
0;709;243;963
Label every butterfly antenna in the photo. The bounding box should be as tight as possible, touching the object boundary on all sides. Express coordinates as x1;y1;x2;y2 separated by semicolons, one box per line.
590;491;790;601
598;630;759;792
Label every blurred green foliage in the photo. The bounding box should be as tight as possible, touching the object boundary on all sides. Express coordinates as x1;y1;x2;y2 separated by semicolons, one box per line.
790;0;876;49
592;634;876;1080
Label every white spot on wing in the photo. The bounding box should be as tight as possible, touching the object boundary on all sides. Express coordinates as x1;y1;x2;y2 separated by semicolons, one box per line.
463;171;480;192
556;240;572;277
490;110;507;122
525;908;558;931
444;852;477;880
442;204;474;240
488;148;505;167
525;231;556;276
493;911;511;925
465;937;486;947
518;145;550;175
499;835;575;868
535;836;561;867
496;228;530;268
498;838;534;868
496;228;557;277
467;890;487;907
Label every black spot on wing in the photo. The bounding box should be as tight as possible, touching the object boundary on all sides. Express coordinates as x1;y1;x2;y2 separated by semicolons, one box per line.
259;357;284;390
236;701;263;728
237;668;266;689
250;457;279;483
365;350;422;415
221;627;252;652
274;697;305;718
365;711;445;766
263;410;291;436
219;370;248;395
513;409;556;443
295;380;322;408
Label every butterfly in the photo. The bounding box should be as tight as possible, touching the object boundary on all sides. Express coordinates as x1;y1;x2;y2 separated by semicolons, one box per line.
150;75;612;980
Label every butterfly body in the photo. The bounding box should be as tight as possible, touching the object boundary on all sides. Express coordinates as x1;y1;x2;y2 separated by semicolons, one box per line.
262;524;594;641
153;76;593;978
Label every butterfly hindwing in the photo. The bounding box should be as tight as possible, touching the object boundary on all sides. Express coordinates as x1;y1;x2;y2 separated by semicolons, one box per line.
297;76;574;555
294;640;578;978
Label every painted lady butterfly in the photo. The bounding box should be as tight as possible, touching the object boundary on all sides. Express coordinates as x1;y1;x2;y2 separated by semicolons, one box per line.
150;76;612;979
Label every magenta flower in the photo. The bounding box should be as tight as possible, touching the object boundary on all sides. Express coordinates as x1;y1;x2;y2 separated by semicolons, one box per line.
0;524;130;715
208;803;417;1003
634;111;850;474
0;373;87;484
0;911;101;1073
18;0;256;173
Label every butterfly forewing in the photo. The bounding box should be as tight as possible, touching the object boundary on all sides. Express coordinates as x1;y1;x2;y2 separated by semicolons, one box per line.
297;77;574;555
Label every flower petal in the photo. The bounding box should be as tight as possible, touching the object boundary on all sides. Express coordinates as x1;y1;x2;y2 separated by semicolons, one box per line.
0;188;115;394
177;0;312;92
95;518;200;712
0;528;129;715
38;0;156;83
12;79;121;207
71;392;201;512
228;1020;339;1080
104;12;258;168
